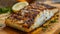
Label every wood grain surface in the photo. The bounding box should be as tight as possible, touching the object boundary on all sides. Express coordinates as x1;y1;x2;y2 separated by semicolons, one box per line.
0;0;60;34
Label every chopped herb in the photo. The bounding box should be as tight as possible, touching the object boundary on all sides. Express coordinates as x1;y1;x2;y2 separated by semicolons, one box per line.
42;25;48;31
50;20;56;23
42;28;47;32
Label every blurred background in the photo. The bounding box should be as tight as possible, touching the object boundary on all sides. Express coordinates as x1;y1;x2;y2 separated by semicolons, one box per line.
0;0;17;7
0;0;60;7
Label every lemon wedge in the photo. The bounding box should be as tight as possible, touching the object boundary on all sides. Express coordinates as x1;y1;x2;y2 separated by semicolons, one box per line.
12;2;29;12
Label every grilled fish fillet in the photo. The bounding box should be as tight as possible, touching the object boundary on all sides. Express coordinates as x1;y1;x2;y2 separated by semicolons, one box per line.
5;2;59;32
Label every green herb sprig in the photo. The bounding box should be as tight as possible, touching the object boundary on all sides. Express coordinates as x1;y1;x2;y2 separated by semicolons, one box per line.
0;7;12;14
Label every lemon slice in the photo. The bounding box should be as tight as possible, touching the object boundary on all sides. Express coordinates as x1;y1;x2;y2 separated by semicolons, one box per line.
12;2;29;12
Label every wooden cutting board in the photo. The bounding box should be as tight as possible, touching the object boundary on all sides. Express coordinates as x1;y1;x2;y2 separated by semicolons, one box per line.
0;9;59;34
0;0;60;34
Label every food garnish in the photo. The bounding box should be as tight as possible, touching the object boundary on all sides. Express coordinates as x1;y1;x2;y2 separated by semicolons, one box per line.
0;7;12;14
12;2;29;12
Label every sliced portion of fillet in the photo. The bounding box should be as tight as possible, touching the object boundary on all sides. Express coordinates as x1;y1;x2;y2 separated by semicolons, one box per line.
5;2;59;32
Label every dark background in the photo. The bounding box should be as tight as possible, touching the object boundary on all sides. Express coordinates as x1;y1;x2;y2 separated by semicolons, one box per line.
0;0;17;8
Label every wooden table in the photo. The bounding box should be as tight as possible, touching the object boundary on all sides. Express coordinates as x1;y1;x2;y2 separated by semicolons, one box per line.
0;1;60;34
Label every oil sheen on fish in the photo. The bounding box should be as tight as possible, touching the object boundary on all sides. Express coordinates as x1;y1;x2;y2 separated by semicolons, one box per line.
6;2;58;32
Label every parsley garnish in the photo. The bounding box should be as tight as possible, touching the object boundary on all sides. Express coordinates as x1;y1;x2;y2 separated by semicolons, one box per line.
0;7;12;14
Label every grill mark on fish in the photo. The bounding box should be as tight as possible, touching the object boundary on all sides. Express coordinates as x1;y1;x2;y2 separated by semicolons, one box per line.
8;1;57;28
40;4;56;9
